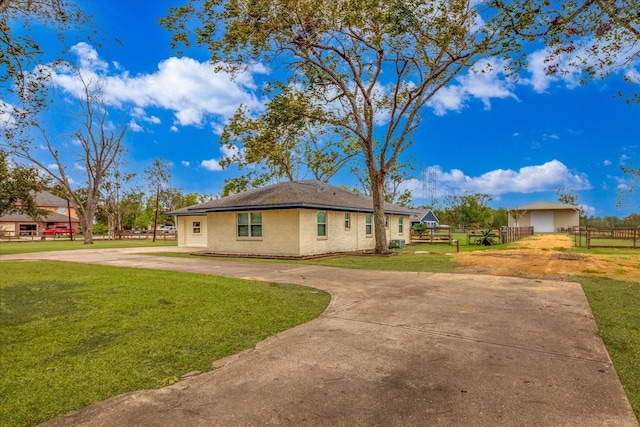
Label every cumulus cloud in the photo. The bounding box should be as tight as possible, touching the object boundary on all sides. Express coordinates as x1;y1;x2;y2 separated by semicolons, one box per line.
524;38;640;93
201;158;223;171
181;160;190;167
603;159;612;166
428;58;518;115
49;43;268;132
403;160;592;199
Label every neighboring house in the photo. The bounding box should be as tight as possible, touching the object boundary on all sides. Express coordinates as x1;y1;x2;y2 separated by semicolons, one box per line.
0;191;80;237
168;180;413;257
508;201;580;232
410;209;440;228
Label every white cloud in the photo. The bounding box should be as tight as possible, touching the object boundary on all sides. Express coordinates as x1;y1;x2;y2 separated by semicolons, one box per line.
50;43;268;132
603;159;612;166
128;119;143;132
181;161;190;167
524;37;640;93
170;126;179;133
428;58;518;115
70;42;109;72
74;162;86;171
201;158;223;171
48;163;59;171
405;160;592;199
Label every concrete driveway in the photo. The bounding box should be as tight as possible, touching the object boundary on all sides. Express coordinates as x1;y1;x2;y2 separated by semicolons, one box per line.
2;248;637;426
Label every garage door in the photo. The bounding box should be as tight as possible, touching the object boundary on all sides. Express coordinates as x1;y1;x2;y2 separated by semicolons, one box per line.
531;211;555;233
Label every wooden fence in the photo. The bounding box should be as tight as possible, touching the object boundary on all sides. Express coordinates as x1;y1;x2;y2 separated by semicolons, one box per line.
410;226;453;244
584;227;639;249
466;226;534;245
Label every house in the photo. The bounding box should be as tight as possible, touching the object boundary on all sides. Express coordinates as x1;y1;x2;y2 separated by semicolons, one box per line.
508;201;580;232
0;191;80;237
168;180;413;257
410;209;440;228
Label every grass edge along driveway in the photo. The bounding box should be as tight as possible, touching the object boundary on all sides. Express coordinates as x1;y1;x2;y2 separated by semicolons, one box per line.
0;260;330;427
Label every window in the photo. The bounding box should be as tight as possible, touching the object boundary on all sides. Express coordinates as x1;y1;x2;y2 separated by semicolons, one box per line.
192;221;201;234
59;207;67;214
317;211;327;237
237;212;262;237
398;217;404;234
344;213;350;230
385;215;389;229
365;214;372;236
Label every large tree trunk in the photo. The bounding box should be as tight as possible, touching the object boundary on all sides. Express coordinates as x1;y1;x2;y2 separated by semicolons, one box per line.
370;171;389;254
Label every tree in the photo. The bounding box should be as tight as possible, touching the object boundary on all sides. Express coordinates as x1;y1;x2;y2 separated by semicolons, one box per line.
495;0;640;102
162;1;526;253
0;148;47;217
349;160;416;207
0;0;87;90
144;158;171;242
3;69;127;244
619;162;639;209
443;193;494;228
219;88;359;194
99;157;136;239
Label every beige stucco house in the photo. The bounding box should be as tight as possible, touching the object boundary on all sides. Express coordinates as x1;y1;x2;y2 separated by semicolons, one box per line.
508;201;580;232
169;180;413;257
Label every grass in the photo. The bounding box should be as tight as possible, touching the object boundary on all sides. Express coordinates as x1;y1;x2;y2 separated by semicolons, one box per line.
0;239;177;255
0;261;329;427
580;277;640;420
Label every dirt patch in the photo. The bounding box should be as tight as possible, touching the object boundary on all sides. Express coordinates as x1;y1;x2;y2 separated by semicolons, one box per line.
454;234;640;282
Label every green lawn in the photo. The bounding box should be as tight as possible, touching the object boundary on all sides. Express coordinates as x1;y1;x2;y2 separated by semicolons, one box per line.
0;239;177;255
580;277;640;420
2;238;639;423
0;261;329;426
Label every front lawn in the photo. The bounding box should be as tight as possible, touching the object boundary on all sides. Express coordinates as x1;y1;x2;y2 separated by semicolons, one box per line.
580;277;640;420
0;261;329;426
0;239;177;255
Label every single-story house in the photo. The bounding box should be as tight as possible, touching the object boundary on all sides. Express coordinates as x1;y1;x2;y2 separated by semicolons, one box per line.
0;191;79;237
410;209;440;228
168;180;413;257
508;201;580;232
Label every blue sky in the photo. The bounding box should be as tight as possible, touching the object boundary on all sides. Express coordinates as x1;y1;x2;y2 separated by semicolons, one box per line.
4;0;639;217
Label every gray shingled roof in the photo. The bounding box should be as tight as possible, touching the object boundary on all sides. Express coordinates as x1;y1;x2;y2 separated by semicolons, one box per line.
33;191;72;208
169;180;413;216
512;201;580;211
0;210;79;223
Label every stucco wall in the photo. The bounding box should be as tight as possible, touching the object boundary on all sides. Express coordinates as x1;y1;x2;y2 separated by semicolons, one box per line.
177;215;208;247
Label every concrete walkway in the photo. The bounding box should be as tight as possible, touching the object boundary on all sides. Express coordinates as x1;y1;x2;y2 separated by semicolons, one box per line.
2;248;637;426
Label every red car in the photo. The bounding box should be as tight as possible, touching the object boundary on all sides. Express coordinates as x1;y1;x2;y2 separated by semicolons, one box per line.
45;225;75;236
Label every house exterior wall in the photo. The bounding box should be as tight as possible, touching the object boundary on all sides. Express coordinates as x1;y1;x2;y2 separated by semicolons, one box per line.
509;210;579;231
206;209;301;256
194;209;411;257
177;215;208;247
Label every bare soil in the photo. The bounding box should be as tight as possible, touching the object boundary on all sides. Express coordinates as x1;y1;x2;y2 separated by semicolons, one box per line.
454;234;640;282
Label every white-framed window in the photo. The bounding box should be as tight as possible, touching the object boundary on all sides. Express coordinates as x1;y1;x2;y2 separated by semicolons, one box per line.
365;214;373;236
385;215;389;229
237;212;262;237
192;221;201;234
344;212;350;230
317;211;327;237
398;217;404;234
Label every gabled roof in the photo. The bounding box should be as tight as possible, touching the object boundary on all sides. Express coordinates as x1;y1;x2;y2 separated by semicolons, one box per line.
410;209;439;223
511;201;580;211
169;180;413;216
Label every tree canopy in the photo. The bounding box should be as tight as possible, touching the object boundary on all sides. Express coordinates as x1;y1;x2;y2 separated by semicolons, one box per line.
162;0;534;252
